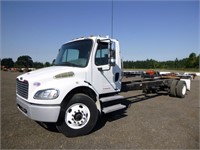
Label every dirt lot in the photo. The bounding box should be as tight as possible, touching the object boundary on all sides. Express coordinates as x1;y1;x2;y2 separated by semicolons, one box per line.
1;71;199;149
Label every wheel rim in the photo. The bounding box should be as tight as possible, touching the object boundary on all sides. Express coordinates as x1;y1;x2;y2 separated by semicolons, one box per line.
65;103;90;129
182;85;187;95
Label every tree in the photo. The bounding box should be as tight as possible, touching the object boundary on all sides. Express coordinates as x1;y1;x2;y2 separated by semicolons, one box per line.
33;62;44;69
15;55;33;68
1;58;14;68
194;54;199;68
175;58;178;68
186;52;197;68
179;58;187;69
44;62;51;67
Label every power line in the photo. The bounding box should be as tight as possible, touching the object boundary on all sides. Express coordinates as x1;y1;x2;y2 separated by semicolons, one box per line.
111;0;114;39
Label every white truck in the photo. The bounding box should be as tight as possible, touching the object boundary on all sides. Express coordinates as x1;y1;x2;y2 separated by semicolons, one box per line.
16;36;190;137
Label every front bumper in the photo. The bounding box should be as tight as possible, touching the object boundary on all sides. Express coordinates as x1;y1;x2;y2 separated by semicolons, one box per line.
16;95;61;122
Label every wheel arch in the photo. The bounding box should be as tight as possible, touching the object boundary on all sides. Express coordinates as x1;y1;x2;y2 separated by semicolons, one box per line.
61;86;101;112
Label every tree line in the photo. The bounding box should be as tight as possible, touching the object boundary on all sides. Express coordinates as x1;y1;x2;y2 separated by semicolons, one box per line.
123;52;199;70
1;52;199;71
1;55;52;70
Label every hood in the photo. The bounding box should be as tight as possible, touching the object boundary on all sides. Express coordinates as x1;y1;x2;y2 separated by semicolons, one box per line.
17;66;77;83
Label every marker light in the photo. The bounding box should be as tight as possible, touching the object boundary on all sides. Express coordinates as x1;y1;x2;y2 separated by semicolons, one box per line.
54;72;74;79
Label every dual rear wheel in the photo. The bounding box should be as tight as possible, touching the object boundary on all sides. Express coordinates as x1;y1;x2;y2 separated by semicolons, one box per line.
170;80;187;98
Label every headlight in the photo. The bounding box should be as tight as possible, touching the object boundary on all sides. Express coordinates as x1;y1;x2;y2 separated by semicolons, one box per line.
34;89;59;100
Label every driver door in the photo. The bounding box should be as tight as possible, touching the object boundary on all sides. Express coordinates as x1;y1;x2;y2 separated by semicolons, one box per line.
91;41;120;94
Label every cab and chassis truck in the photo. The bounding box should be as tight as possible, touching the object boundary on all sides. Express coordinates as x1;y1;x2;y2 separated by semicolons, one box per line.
16;36;190;137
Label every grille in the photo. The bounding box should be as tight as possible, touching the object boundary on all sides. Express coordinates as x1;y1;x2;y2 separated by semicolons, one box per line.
16;79;29;99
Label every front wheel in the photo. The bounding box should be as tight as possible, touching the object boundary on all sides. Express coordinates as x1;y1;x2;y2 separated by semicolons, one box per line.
57;94;98;137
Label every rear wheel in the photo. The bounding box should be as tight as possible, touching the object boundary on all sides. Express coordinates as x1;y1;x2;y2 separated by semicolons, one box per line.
170;80;178;97
176;81;187;98
57;93;98;137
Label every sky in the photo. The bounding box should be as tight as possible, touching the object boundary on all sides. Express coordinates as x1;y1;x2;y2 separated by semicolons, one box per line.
1;0;199;63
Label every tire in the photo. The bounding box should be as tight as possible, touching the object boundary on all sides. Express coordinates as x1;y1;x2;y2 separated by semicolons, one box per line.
176;81;187;98
57;93;98;137
170;80;178;97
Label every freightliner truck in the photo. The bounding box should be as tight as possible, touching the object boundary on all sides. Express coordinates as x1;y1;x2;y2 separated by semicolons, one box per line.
16;36;190;137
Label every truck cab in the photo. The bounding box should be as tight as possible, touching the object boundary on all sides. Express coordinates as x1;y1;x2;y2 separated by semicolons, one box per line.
16;36;124;137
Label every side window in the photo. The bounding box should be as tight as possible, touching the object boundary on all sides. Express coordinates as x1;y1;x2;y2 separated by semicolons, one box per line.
95;42;109;66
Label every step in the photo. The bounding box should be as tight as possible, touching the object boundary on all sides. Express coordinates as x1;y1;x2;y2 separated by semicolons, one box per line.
100;95;124;103
102;104;126;114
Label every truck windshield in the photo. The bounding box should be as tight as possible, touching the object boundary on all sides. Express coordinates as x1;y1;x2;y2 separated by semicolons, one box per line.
54;39;93;67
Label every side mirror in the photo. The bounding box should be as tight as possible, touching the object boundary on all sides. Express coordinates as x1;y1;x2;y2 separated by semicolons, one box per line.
110;50;116;66
109;41;116;66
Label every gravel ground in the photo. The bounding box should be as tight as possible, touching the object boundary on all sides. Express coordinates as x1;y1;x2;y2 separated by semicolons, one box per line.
1;71;199;149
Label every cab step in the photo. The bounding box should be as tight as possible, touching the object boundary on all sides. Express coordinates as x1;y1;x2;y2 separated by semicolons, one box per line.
102;104;126;114
100;95;124;103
